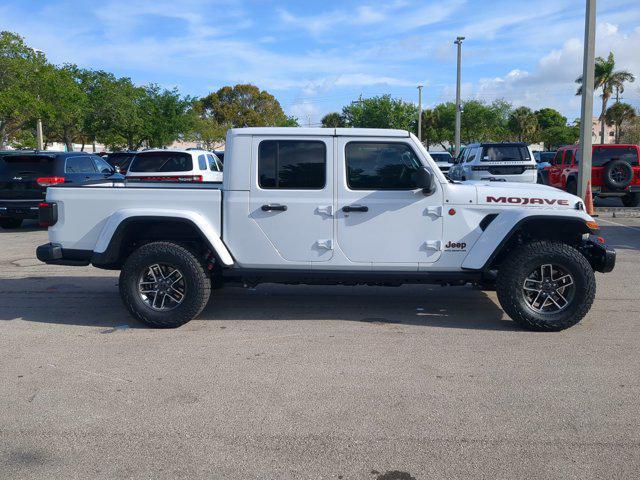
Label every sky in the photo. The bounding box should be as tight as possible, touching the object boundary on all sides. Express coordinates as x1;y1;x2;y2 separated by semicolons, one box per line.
2;0;640;126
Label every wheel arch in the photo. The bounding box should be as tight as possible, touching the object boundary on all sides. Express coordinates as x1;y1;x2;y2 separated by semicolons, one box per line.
462;214;593;271
91;214;234;269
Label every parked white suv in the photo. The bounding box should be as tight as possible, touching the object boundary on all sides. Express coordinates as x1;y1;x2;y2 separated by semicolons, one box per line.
448;142;537;183
37;128;614;332
126;149;223;182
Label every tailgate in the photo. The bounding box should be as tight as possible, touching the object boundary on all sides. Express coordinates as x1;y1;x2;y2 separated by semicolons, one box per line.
0;155;54;200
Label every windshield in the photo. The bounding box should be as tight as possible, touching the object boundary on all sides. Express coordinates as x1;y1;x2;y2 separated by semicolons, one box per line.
129;152;192;172
481;145;531;162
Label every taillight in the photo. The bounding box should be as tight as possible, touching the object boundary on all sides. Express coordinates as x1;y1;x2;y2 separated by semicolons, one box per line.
39;202;58;227
37;176;65;186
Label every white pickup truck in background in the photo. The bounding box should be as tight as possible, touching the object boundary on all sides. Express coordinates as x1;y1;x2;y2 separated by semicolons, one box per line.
37;128;615;331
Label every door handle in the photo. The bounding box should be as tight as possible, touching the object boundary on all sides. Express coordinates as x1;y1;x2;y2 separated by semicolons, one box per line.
261;204;287;212
342;205;368;213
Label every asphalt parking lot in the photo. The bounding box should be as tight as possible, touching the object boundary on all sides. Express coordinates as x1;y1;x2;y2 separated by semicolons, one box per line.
1;218;639;480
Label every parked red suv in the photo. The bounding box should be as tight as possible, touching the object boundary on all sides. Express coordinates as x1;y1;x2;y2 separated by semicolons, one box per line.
543;144;640;206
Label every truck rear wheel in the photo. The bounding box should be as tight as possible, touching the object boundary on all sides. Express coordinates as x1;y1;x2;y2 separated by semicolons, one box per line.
496;241;595;331
119;241;211;328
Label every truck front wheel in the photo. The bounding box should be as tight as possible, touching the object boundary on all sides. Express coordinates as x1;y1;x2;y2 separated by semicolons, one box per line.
119;241;211;328
496;241;595;331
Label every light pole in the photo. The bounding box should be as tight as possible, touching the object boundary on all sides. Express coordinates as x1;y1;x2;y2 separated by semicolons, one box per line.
577;0;596;201
454;36;465;157
30;48;45;151
417;85;423;141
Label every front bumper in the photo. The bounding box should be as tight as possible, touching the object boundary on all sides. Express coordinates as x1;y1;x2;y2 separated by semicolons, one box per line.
580;238;616;273
36;243;91;266
0;201;41;219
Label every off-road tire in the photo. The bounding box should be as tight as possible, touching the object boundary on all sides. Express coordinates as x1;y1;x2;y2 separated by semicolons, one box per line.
621;192;640;207
0;218;23;229
603;159;633;190
119;241;211;328
496;241;596;331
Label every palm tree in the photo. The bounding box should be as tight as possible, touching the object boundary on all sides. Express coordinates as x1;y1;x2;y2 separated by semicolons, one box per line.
605;102;637;143
575;52;635;143
508;106;539;142
321;112;345;128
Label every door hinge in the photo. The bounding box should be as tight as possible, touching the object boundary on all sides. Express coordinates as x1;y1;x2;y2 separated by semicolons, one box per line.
316;239;333;250
316;205;333;216
424;206;442;217
422;240;442;251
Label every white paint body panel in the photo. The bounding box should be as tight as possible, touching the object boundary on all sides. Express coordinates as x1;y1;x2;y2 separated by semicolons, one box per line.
45;127;594;275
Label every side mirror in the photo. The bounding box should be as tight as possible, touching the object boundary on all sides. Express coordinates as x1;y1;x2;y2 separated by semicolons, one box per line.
414;167;435;195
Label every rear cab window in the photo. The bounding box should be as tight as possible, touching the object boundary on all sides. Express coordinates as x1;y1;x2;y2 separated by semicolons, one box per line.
481;145;531;162
592;147;639;167
129;152;193;172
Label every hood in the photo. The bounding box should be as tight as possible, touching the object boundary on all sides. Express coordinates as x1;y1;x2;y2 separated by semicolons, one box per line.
472;181;583;209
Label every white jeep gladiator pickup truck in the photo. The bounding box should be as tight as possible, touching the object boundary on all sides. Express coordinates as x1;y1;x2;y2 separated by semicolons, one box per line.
37;128;615;331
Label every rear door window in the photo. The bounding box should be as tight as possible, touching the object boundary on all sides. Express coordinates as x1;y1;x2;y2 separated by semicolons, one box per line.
0;155;55;176
481;145;530;162
93;156;114;174
258;140;326;189
552;151;563;166
130;152;193;172
66;156;97;173
592;147;639;167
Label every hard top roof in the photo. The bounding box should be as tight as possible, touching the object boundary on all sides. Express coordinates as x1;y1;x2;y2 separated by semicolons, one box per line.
228;127;410;138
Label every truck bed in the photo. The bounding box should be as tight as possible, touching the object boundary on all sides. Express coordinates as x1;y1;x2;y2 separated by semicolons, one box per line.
46;182;223;252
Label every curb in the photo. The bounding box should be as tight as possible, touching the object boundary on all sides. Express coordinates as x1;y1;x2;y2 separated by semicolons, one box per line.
595;207;640;218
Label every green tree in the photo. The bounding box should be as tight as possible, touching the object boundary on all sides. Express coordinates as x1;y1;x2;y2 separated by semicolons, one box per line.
0;31;45;148
605;102;636;143
39;64;87;150
576;51;635;143
508;106;539;142
620;117;640;144
430;102;456;149
459;99;511;144
534;108;566;131
342;94;418;131
321;112;345;128
201;84;295;127
138;84;194;148
540;124;579;150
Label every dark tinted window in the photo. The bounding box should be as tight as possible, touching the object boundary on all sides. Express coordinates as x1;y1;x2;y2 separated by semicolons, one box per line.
130;152;192;172
0;155;55;175
105;153;135;169
198;154;207;170
540;152;556;163
346;142;422;190
429;152;453;163
93;156;114;173
258;140;326;189
563;150;574;165
552;151;563;165
481;145;530;161
207;154;220;172
66;156;97;173
592;147;639;167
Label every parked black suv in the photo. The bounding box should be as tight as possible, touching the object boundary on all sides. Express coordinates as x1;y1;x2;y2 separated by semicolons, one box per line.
0;151;123;229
